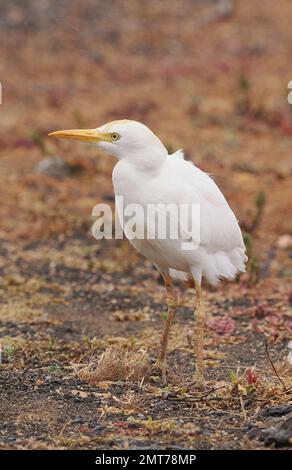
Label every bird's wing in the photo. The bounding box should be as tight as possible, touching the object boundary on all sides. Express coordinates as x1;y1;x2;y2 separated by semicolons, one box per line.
164;159;246;253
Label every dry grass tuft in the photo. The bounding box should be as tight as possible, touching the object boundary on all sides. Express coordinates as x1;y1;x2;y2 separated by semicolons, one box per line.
78;347;151;385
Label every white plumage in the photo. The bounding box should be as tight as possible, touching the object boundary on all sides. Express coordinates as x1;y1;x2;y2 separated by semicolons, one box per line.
49;119;247;386
112;136;246;286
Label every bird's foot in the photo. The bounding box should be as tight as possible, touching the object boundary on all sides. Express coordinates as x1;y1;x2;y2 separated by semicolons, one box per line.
153;359;168;386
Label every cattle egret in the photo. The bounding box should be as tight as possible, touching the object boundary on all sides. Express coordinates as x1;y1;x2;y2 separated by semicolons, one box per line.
49;120;247;386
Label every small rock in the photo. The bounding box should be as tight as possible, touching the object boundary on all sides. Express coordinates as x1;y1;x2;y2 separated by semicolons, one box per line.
72;416;85;424
262;404;292;417
34;156;71;178
71;389;89;398
263;417;292;447
276;234;292;249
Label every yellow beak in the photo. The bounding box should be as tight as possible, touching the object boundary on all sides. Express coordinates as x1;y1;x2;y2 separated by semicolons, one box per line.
48;129;111;143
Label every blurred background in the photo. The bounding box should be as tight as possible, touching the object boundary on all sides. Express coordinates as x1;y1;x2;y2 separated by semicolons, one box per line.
1;0;292;255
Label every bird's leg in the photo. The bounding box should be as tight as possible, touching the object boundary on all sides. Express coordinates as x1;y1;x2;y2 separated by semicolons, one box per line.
155;273;176;385
194;283;205;386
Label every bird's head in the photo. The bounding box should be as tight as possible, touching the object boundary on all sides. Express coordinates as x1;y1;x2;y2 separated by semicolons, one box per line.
49;120;167;167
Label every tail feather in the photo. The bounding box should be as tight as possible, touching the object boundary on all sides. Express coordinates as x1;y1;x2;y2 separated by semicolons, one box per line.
203;247;247;286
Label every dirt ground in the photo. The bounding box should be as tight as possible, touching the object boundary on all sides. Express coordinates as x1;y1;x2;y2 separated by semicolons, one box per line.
0;0;291;450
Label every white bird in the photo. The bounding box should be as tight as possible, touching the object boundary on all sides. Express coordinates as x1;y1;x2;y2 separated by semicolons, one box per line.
49;120;247;385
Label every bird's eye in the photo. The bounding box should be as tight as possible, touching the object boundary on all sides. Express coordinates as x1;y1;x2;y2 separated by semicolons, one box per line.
111;132;120;141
